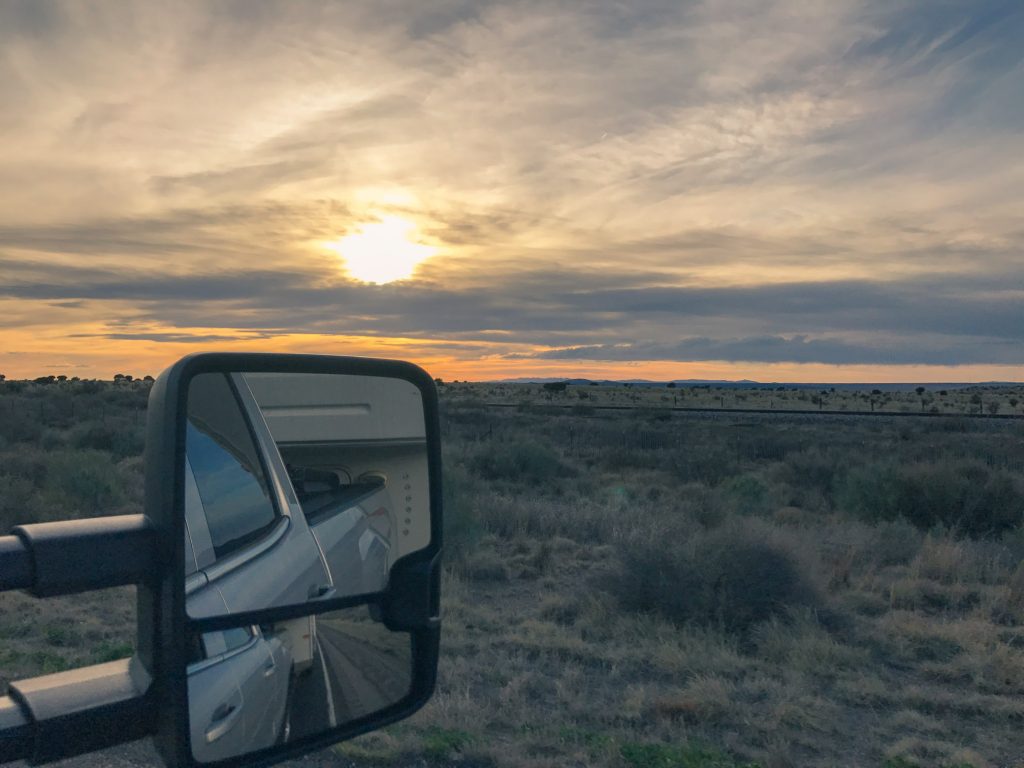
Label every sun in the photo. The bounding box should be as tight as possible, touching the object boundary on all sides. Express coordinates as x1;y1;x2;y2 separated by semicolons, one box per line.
325;216;436;284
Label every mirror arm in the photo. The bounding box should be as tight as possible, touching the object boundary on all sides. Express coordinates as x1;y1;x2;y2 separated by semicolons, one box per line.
6;515;157;597
2;658;154;765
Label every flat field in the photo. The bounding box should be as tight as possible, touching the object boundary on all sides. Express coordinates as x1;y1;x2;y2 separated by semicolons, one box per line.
450;380;1024;417
3;379;1024;768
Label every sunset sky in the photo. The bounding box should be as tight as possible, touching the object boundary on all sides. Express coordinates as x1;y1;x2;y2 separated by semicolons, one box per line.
1;1;1022;382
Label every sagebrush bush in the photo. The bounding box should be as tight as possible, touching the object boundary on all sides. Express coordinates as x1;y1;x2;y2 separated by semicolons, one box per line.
69;422;118;453
670;444;735;486
1;450;47;489
870;519;924;566
611;518;821;635
0;410;43;444
719;473;778;517
44;450;125;515
0;474;40;530
460;550;510;582
70;420;144;460
675;482;727;527
773;447;842;502
468;438;571;485
441;463;482;564
836;459;1024;537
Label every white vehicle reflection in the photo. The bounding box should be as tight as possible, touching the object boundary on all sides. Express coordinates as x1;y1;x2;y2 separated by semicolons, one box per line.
184;372;402;620
182;371;427;763
187;609;412;763
187;626;292;762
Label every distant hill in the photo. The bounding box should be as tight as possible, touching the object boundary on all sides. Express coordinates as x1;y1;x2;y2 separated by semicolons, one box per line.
488;378;1021;392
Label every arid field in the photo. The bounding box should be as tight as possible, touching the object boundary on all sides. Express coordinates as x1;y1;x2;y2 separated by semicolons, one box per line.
3;378;1024;768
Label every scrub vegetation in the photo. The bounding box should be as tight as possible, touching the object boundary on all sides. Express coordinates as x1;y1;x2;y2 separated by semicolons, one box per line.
2;377;1024;767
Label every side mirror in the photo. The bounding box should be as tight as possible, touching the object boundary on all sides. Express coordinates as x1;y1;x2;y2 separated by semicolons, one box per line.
143;354;442;767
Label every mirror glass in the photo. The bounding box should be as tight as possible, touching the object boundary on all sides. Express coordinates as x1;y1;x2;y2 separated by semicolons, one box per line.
183;371;431;619
187;606;413;763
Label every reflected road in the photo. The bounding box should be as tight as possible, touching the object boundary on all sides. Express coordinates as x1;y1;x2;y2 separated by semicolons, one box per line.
288;621;411;741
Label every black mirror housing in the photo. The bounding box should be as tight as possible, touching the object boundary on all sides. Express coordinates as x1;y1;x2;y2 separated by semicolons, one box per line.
139;353;443;768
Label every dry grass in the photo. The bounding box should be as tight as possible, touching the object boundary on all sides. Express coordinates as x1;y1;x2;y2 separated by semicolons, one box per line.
443;380;1024;418
4;380;1024;767
0;587;135;692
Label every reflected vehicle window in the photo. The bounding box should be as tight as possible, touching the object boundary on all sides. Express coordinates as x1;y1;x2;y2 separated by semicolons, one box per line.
187;373;278;559
186;627;254;665
218;626;254;654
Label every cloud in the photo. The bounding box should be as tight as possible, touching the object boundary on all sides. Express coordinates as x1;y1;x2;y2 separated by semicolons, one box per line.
70;332;266;344
512;335;1024;367
0;1;1022;376
2;238;1021;365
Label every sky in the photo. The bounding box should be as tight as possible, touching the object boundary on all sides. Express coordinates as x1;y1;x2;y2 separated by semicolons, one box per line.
1;1;1022;383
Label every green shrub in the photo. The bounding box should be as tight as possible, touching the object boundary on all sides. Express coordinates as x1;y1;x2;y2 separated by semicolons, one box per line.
835;462;902;524
718;474;775;516
774;447;841;501
40;428;66;450
620;741;758;768
441;463;482;563
612;519;820;635
69;420;144;460
836;459;1024;537
461;549;510;582
671;445;735;486
0;473;44;530
45;625;80;647
110;425;145;460
469;439;570;485
91;641;134;663
0;451;47;488
870;519;923;566
0;409;42;444
44;450;125;515
69;421;118;452
420;727;475;759
30;650;71;674
676;482;728;528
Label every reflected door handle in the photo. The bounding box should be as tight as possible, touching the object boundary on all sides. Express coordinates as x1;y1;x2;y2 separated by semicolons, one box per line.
263;658;276;676
205;703;241;743
308;584;336;600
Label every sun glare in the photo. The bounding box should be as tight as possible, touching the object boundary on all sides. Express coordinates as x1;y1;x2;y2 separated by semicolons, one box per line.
326;216;436;284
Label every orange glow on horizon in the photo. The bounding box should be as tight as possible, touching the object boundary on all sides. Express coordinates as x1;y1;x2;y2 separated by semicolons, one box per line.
1;326;1020;385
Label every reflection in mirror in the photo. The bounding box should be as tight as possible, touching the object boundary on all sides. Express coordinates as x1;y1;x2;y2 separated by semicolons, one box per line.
184;372;430;618
188;606;413;763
